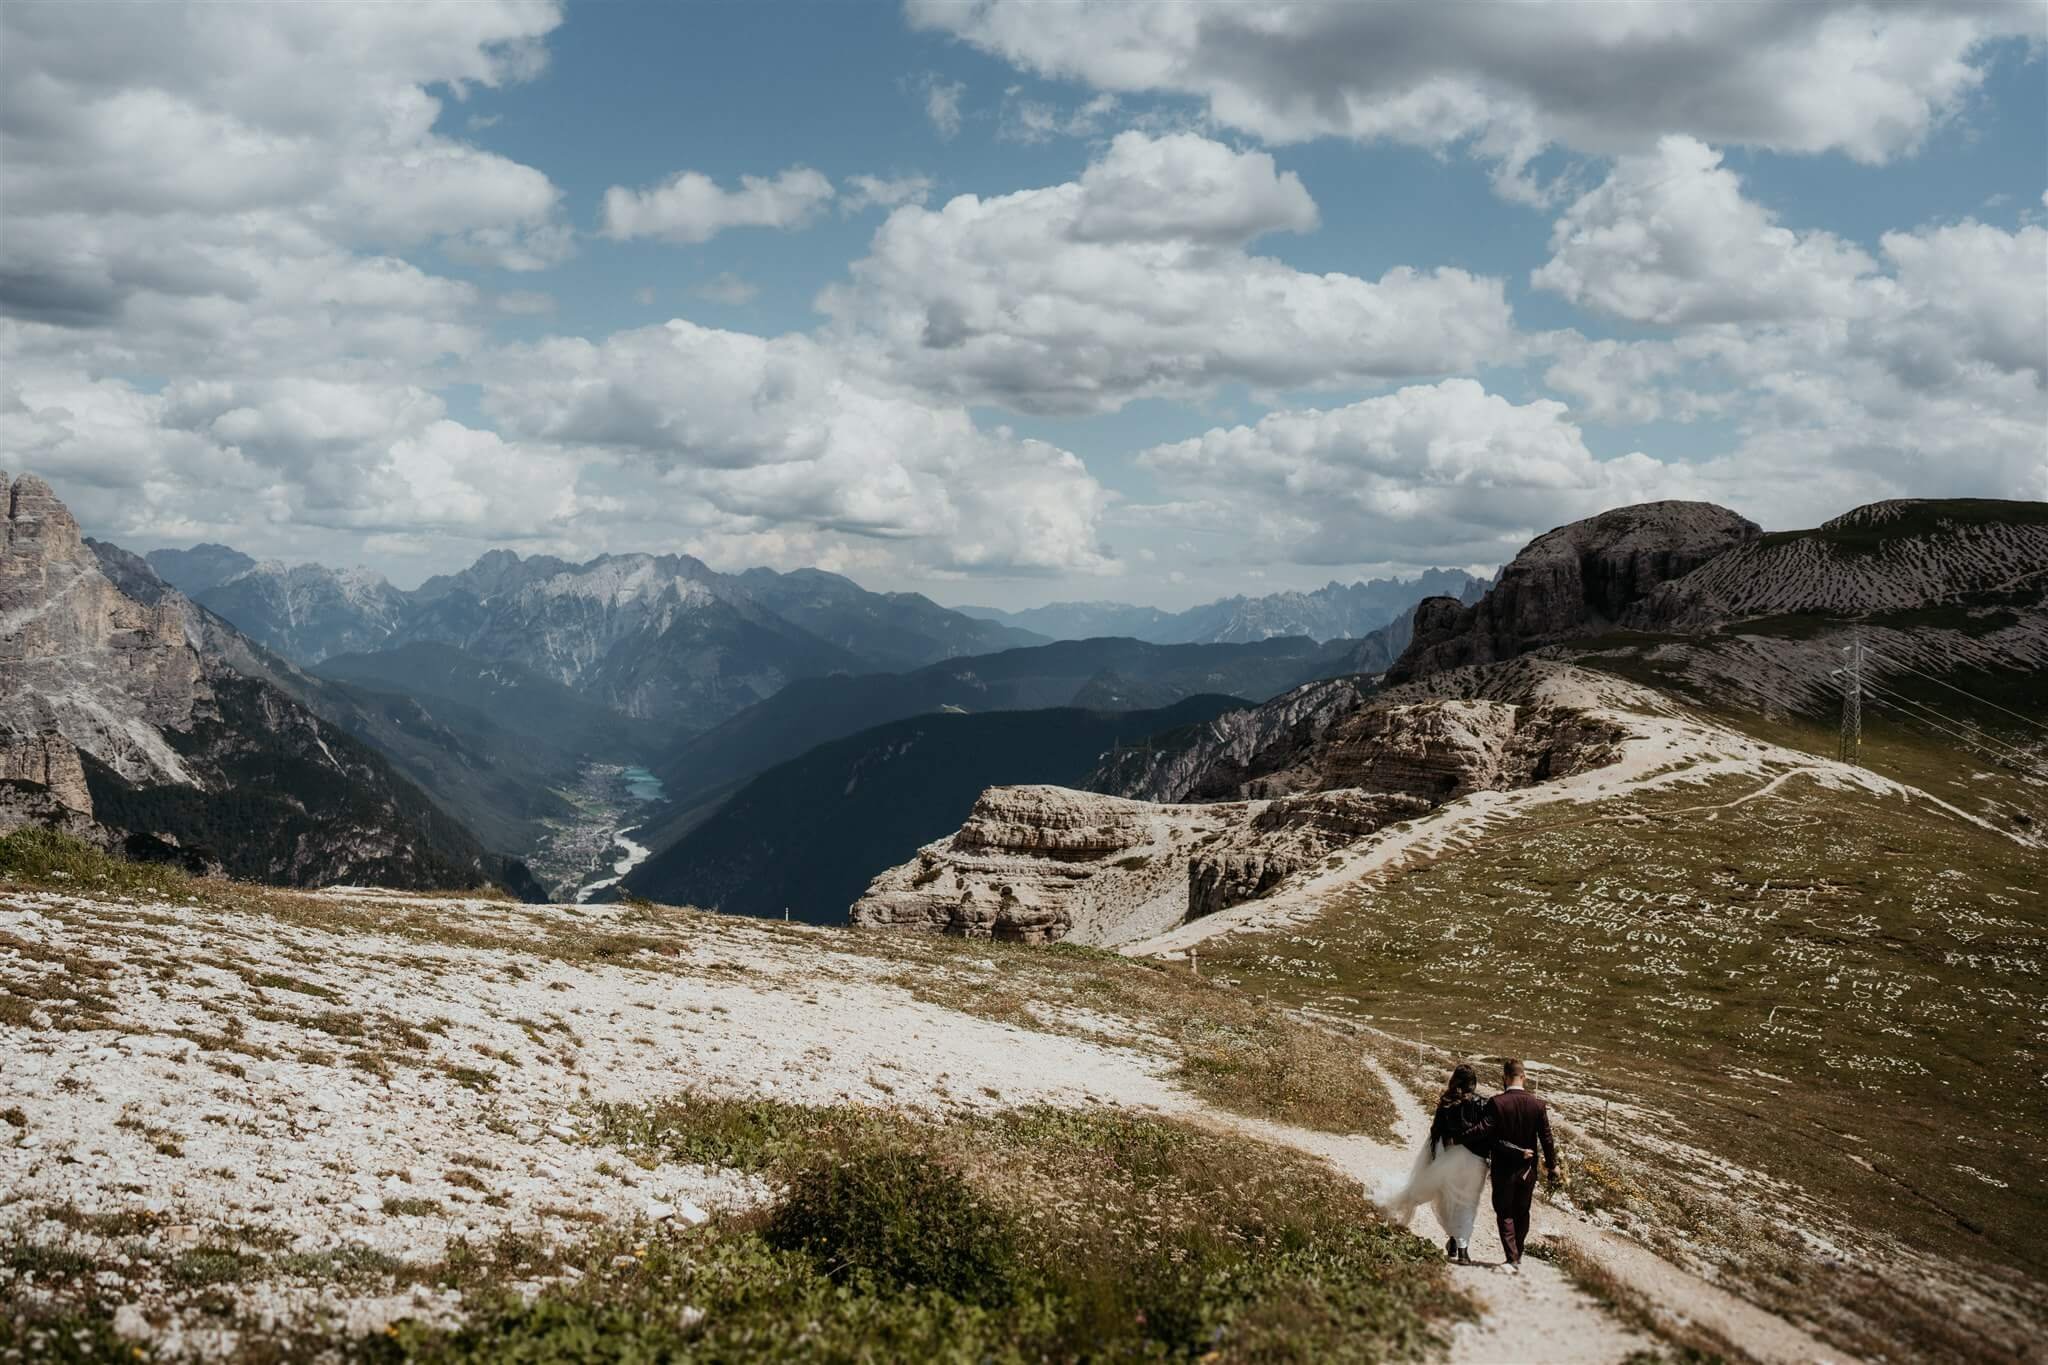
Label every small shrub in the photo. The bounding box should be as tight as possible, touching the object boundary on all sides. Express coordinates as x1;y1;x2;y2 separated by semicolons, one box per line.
170;1246;254;1286
383;1197;443;1217
763;1146;1023;1306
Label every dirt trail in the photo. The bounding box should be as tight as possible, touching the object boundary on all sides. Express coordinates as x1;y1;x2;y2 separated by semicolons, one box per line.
1212;1061;1851;1364
1212;1071;1658;1365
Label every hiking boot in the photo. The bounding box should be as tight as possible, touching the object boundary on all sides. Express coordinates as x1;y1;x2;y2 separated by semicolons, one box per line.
1445;1238;1458;1260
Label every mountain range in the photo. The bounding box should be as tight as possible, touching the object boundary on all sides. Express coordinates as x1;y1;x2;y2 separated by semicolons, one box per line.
146;546;1047;731
957;568;1487;644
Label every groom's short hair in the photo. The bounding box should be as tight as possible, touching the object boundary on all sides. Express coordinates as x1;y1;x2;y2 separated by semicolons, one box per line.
1501;1058;1525;1082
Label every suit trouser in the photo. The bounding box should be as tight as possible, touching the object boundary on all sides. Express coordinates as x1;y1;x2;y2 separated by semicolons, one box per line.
1492;1155;1537;1262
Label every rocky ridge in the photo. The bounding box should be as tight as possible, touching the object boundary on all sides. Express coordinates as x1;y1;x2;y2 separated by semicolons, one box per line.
1631;497;2048;628
851;671;1624;945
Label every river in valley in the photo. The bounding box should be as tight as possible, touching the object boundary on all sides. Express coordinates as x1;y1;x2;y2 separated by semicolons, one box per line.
525;763;669;902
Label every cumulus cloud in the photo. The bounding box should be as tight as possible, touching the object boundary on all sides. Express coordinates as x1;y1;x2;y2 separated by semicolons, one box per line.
1137;379;1701;567
0;2;567;398
1532;137;1878;326
480;320;1116;574
0;363;589;563
821;131;1511;413
599;166;836;245
0;1;567;257
910;0;2044;194
1533;205;2046;506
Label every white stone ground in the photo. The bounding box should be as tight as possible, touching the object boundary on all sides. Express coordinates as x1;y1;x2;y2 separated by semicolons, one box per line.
2;878;1845;1361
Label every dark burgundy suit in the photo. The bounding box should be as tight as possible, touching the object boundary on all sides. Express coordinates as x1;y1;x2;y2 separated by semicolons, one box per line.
1459;1086;1558;1264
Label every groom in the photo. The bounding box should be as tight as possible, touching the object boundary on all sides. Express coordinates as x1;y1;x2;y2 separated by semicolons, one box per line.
1459;1058;1560;1273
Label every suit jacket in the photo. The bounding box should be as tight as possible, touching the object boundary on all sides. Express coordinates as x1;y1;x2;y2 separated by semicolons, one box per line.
1461;1087;1557;1176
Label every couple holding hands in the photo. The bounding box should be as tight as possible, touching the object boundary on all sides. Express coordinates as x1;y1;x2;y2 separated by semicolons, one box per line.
1382;1058;1564;1274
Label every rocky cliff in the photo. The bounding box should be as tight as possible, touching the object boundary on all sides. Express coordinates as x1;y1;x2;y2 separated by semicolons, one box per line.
1;472;526;891
852;666;1624;945
1387;501;1760;683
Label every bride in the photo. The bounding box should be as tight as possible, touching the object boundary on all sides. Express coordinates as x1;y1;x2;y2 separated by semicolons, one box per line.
1379;1064;1489;1264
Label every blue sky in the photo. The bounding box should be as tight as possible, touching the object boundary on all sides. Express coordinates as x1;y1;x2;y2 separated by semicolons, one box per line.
3;1;2043;609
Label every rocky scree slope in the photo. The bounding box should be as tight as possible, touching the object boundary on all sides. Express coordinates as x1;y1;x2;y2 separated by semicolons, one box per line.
1;473;522;892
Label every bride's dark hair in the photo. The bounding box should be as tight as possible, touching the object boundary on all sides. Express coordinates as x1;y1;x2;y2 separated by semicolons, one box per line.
1439;1064;1478;1108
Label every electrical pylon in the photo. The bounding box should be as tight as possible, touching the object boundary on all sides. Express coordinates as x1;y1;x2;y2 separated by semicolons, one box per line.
1835;632;1864;764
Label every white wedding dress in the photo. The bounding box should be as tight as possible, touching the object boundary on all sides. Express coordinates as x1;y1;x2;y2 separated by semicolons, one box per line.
1380;1135;1489;1247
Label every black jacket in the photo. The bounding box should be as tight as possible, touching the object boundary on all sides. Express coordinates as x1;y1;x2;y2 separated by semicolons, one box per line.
1429;1095;1489;1159
1460;1087;1558;1177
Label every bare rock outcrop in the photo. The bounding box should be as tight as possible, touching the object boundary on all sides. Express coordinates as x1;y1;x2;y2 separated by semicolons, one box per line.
1388;501;1760;684
851;785;1245;943
1186;789;1431;920
1;472;209;793
854;667;1627;945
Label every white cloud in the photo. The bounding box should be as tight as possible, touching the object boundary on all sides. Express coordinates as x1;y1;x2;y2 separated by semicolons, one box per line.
479;320;1115;575
841;174;933;213
909;0;2044;193
821;131;1510;413
693;273;759;306
0;364;589;557
1532;137;1878;326
599;166;836;245
1532;199;2046;507
913;73;966;139
0;1;567;253
1138;379;1700;566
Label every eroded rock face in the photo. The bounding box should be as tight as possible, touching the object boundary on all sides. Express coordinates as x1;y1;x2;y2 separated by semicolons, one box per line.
1387;501;1760;683
854;670;1627;945
1;472;209;792
1187;790;1431;920
851;785;1245;944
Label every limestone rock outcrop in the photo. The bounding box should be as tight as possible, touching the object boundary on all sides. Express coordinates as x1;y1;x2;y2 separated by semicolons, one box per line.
1186;789;1431;920
1387;501;1760;684
854;668;1625;946
850;785;1244;944
1;471;208;792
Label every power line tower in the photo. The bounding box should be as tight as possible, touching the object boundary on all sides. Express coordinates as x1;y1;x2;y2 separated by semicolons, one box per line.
1832;632;1865;764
